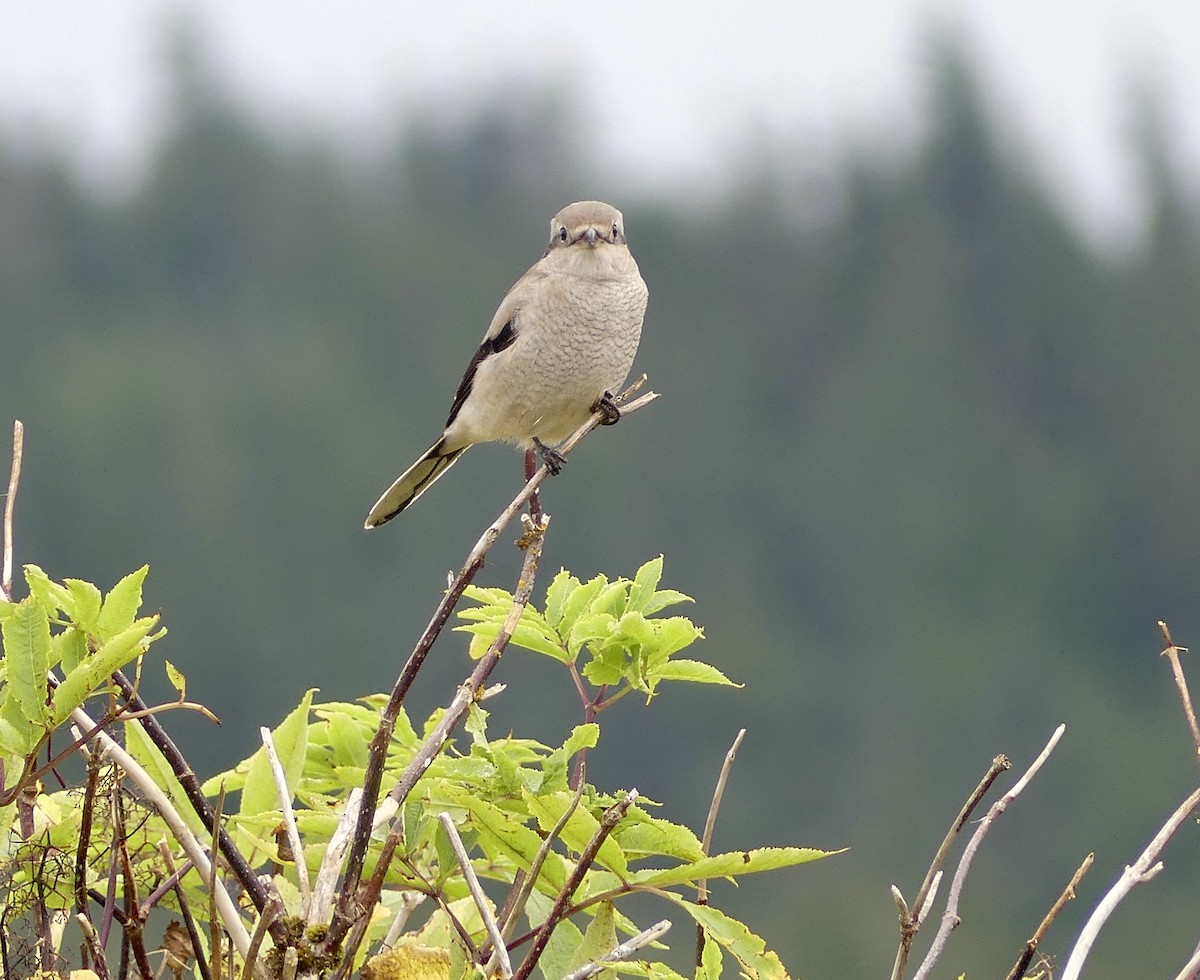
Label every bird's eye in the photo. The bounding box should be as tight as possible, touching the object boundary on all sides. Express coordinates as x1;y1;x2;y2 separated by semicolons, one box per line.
558;227;568;243
612;222;620;239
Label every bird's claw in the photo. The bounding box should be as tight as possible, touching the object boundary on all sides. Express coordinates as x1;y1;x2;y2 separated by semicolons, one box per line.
534;439;567;475
594;391;621;426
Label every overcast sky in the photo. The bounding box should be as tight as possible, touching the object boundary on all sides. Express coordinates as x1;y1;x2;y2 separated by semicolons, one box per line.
1;0;1197;246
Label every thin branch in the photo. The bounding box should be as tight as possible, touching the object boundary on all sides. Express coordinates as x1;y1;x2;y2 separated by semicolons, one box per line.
512;789;639;980
1062;783;1200;980
438;812;513;979
241;901;281;980
329;514;552;977
70;703;257;963
261;726;311;909
889;753;1011;980
108;669;278;931
1159;621;1200;770
333;381;657;948
562;919;673;980
912;725;1066;980
73;752;107;978
2;419;23;602
1174;938;1200;980
379;891;425;952
160;840;212;980
1005;852;1094;980
696;728;746;967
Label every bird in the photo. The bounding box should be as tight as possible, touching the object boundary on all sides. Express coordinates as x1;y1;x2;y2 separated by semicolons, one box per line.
364;200;648;529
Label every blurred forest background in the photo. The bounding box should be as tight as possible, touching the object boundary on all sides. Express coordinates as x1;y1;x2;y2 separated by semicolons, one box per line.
4;20;1200;980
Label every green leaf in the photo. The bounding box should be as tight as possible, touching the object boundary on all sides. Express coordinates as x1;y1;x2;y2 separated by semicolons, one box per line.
64;579;103;632
559;575;608;636
22;566;71;618
2;598;52;728
525;791;629;877
52;629;87;675
95;565;149;641
613;812;705;862
240;690;316;817
640;590;694;616
649;660;739;688
646;618;704;660
570;901;618;973
543;570;578;628
631;846;841;889
698;929;724;980
665;898;790;980
626;556;664;614
164;660;186;699
50;616;160;726
526;891;584;980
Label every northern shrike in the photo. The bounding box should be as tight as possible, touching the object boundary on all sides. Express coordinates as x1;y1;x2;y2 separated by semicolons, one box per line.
364;201;648;528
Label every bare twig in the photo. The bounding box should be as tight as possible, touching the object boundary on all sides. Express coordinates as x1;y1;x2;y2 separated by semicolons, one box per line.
1159;622;1200;769
261;726;311;910
696;728;746;967
1005;852;1094;980
1062;783;1200;980
2;419;23;602
70;704;257;964
912;725;1066;980
379;891;425;952
108;670;279;932
330;515;552;977
241;901;281;980
890;753;1011;980
332;381;658;950
1174;938;1200;980
438;812;513;978
562;919;673;980
160;841;212;980
512;789;639;980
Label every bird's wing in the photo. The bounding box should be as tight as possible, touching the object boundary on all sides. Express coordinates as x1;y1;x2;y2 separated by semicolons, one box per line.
444;267;547;428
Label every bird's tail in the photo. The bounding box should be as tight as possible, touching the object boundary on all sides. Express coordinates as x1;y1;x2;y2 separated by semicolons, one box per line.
364;438;468;528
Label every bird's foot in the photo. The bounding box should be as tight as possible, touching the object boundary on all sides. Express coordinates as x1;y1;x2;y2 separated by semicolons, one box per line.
593;391;621;426
533;438;567;475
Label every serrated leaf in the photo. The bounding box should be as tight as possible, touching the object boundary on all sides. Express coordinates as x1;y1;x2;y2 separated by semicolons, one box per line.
95;565;149;640
649;660;738;688
641;590;694;616
50;616;159;726
2;598;52;728
666;899;789;980
626;556;664;614
525;791;629;877
632;846;840;889
613;814;705;862
698;928;724;980
544;570;578;628
648;619;704;660
22;566;71;617
52;629;87;675
240;690;316;817
64;579;103;631
591;580;630;619
559;575;608;636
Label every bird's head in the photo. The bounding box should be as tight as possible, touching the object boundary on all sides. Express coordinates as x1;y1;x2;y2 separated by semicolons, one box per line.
546;201;627;253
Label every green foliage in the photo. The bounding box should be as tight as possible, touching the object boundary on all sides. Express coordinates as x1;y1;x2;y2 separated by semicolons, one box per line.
0;565;165;789
457;557;736;703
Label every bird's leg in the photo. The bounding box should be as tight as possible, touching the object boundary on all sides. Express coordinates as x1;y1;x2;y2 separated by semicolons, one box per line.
533;438;567;475
524;447;544;522
592;391;621;426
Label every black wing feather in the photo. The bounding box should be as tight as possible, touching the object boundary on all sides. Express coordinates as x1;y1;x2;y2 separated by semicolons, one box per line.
445;316;518;427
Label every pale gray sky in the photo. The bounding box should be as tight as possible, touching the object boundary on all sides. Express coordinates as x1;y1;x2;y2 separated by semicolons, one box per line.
1;0;1197;245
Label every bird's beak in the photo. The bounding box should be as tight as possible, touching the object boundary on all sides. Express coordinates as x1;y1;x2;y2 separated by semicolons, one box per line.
583;226;598;245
